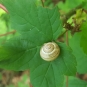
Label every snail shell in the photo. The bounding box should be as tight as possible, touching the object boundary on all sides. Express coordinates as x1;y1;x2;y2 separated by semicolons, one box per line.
40;42;60;61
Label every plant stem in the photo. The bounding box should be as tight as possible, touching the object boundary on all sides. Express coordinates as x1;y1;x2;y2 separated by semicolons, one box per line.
65;30;69;87
59;29;68;38
41;0;44;7
30;83;33;87
66;31;69;46
0;4;8;13
0;30;16;37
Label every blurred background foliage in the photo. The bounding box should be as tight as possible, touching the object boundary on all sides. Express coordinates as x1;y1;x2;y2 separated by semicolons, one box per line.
0;6;30;87
0;0;87;87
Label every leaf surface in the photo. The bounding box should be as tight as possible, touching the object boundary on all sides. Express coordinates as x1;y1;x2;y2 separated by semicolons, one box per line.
80;22;87;55
69;33;87;74
30;43;77;87
63;77;87;87
0;0;77;87
1;0;62;45
0;40;77;87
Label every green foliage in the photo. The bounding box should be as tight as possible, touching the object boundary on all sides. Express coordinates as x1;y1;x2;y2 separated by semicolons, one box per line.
63;76;87;87
18;75;30;87
69;33;87;74
74;9;87;24
0;9;13;45
0;0;77;86
0;39;77;86
0;0;87;87
0;9;7;43
1;0;63;43
44;0;54;7
80;22;87;55
82;0;87;9
58;0;84;12
30;42;76;87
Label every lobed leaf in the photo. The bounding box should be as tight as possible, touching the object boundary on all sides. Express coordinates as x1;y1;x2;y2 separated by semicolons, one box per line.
1;0;62;45
0;0;77;87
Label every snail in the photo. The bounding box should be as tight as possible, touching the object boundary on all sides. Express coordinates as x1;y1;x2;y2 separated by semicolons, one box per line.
40;42;60;61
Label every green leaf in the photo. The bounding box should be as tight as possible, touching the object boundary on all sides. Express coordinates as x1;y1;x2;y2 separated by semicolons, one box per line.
30;63;64;87
58;0;83;12
0;39;77;87
63;76;87;87
80;22;87;55
82;0;87;10
1;0;62;44
30;42;77;87
56;43;77;76
44;0;53;6
0;38;37;70
0;0;77;87
69;33;87;74
69;21;87;73
0;41;77;74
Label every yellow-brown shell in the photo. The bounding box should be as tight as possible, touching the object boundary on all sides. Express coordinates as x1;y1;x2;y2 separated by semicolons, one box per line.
40;42;60;61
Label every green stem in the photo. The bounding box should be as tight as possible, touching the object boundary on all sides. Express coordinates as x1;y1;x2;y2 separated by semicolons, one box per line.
66;31;69;87
66;31;69;46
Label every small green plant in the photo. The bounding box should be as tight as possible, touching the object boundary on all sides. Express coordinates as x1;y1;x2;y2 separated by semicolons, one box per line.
0;0;87;87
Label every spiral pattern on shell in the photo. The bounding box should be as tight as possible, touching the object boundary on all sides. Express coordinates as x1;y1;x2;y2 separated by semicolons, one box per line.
40;42;60;61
